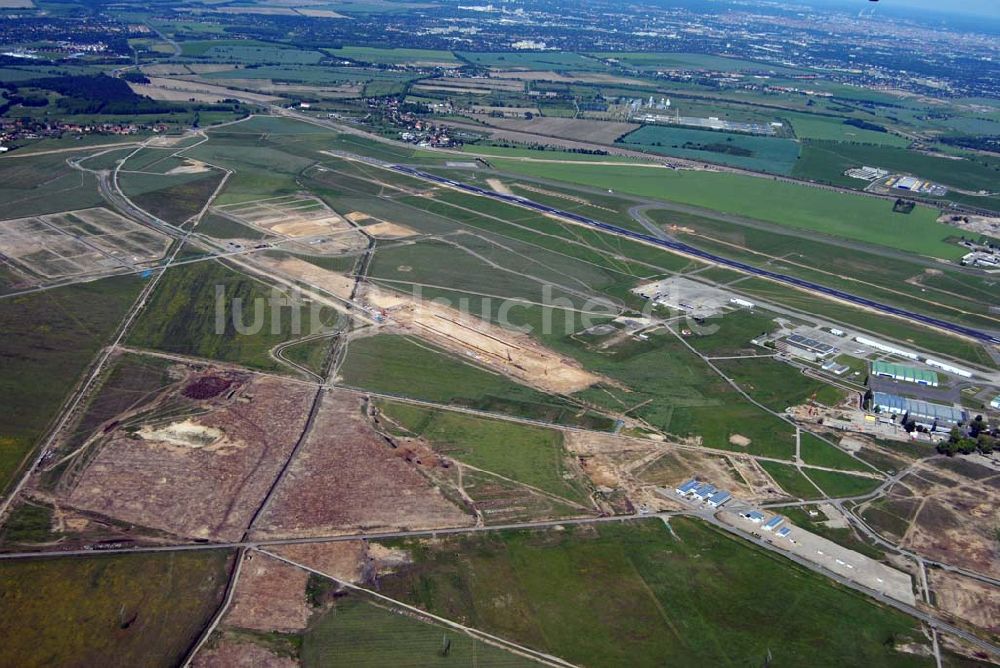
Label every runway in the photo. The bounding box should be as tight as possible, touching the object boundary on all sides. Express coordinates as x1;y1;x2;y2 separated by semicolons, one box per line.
391;164;1000;347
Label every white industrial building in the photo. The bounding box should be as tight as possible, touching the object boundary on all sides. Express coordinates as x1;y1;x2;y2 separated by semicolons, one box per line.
924;358;973;379
854;336;918;360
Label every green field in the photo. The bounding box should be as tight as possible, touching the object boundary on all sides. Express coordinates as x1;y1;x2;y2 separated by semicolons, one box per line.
0;551;232;667
712;357;845;411
327;46;459;65
196;213;268;239
808;468;884;498
488;159;963;259
685;309;779;356
457;51;608;70
759;461;824;499
301;593;530;666
128;260;337;371
794;139;1000;195
126;171;224;226
377;400;592;504
0;151;106;218
378;518;931;667
800;433;874;472
341;335;612;430
619;125;801;174
185;42;324;64
783;112;911;147
0;275;143;494
462;144;641;162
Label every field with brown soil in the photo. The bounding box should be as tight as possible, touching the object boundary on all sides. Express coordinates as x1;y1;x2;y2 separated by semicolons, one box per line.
565;431;783;509
193;635;297;668
252;389;472;539
270;540;368;583
364;286;602;394
862;458;1000;578
255;254;356;300
130;77;281;104
225;552;312;633
929;569;1000;636
58;375;316;541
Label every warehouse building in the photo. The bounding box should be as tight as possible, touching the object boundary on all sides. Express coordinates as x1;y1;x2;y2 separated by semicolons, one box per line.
991;396;1000;410
762;516;785;532
925;358;973;379
675;479;700;495
871;392;966;428
821;360;850;376
690;482;717;500
854;336;918;360
742;510;765;523
778;333;837;361
871;361;939;387
706;490;732;508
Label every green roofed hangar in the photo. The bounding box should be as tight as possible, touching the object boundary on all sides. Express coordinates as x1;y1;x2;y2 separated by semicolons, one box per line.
871;361;939;387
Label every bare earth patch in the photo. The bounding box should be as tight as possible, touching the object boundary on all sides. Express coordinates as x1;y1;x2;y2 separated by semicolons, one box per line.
895;460;1000;578
728;434;751;447
61;376;315;541
486;178;513;195
270;540;369;583
255;254;356;300
252;389;473;539
192;636;297;668
364;285;602;394
929;570;1000;635
224;553;311;633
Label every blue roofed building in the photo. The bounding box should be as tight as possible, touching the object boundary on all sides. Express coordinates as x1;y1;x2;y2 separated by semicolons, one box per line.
706;490;732;508
762;516;785;531
691;482;716;500
675;479;700;495
776;527;792;539
871;392;966;428
743;511;765;523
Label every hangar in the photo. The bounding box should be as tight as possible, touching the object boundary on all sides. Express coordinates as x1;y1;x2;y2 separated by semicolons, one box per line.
871;361;939;387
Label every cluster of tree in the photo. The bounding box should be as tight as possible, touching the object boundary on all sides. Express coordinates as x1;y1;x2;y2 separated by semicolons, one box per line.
843;118;888;133
938;416;998;455
3;75;244;117
119;71;151;84
939;135;1000;153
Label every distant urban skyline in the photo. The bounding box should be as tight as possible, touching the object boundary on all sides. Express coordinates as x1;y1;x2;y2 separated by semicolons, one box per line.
824;0;1000;20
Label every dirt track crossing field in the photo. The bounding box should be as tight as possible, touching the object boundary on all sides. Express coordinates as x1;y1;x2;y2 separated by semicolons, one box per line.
252;389;474;539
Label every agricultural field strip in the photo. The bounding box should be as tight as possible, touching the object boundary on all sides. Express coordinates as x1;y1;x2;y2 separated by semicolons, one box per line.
104;343;882;480
2;510;995;659
254;548;578;668
182;544;248;668
0;214;200;518
0;134;238;514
